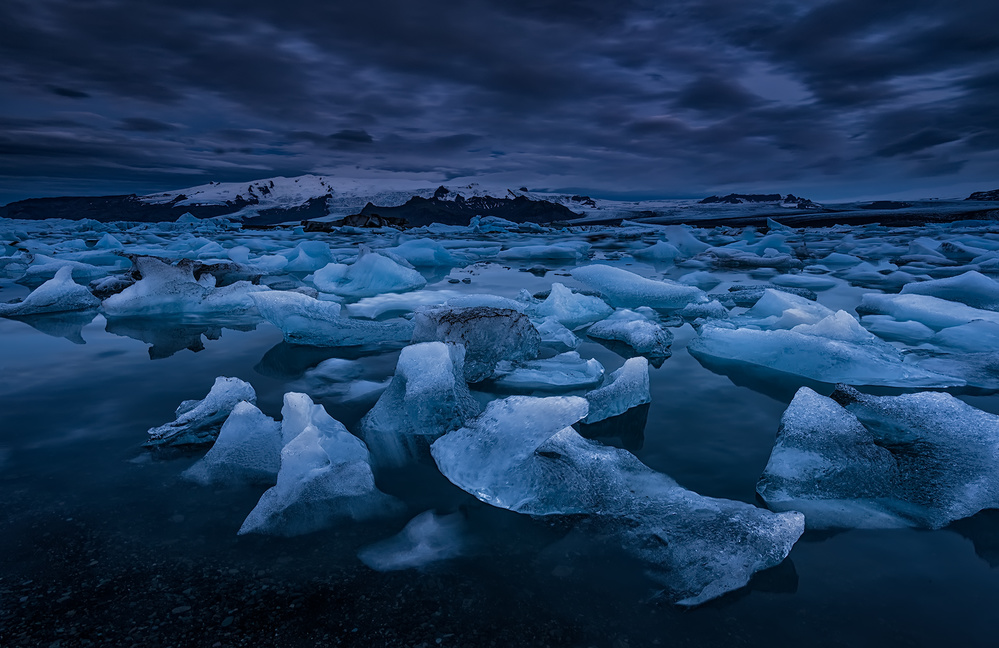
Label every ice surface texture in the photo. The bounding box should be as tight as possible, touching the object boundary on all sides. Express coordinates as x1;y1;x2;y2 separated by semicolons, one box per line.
585;309;673;357
411;306;541;382
0;265;100;316
431;396;803;606
571;264;706;309
360;342;481;466
759;386;999;530
182;401;282;485
240;393;400;536
312;248;426;298
252;290;414;347
146;376;257;447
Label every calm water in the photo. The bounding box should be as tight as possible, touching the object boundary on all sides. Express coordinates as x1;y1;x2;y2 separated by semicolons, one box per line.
2;260;999;647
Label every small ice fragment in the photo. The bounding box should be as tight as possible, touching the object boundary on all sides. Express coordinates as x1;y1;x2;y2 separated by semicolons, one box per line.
146;377;257;447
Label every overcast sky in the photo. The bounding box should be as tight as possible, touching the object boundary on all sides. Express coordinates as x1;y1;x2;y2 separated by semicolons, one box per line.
1;0;997;204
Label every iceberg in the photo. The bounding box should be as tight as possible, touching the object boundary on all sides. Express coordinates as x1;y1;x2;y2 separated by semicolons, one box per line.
431;396;804;605
857;292;999;330
534;315;580;350
526;282;613;329
360;342;480;466
0;266;100;316
387;238;456;267
489;352;604;392
239;393;400;536
182;402;282;486
585;309;673;358
146;376;257;447
583;357;651;424
571;265;706;309
411;305;541;382
312;248;426;298
688;312;962;388
758;386;999;529
899;271;999;311
251;291;414;347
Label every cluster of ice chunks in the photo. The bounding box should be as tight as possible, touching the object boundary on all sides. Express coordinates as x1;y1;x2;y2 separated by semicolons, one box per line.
102;256;267;318
585;308;673;359
525;282;613;329
239;392;401;536
571;265;706;309
146;376;257;447
583;357;650;424
430;396;804;606
0;266;100;317
251;291;414;347
411;305;541;382
360;342;481;467
358;510;467;571
182;402;282;485
490;352;605;393
688;311;962;388
758;386;999;530
311;247;426;298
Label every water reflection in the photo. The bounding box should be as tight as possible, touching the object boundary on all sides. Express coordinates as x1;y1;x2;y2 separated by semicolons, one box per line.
576;403;650;452
6;310;98;344
255;340;404;380
105;317;259;359
586;337;670;368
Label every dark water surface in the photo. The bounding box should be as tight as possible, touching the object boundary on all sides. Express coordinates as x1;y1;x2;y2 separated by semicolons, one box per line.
2;266;999;647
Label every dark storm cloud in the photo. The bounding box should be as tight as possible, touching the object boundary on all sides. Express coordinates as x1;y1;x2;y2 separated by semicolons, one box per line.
0;0;997;203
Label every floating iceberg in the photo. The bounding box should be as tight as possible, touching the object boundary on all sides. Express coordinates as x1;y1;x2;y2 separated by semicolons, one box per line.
584;357;651;424
585;309;672;357
251;290;413;347
571;265;706;309
758;386;999;529
688;312;962;388
358;510;466;571
489;352;604;392
387;239;456;267
526;282;613;329
146;376;257;447
411;306;540;382
431;396;804;605
239;393;400;536
312;248;426;298
534;315;580;350
182;402;282;486
857;292;999;330
0;266;100;316
360;342;480;466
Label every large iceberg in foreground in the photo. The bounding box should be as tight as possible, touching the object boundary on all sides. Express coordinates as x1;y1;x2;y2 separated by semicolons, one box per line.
239;393;401;536
571;264;706;309
758;386;999;530
687;312;962;388
182;401;282;485
431;396;803;606
0;266;100;317
146;376;256;447
251;290;413;347
360;342;480;466
411;306;540;382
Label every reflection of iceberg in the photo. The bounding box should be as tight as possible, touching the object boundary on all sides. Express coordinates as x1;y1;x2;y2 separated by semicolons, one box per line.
254;341;397;381
6;309;98;344
576;402;650;452
105;317;257;359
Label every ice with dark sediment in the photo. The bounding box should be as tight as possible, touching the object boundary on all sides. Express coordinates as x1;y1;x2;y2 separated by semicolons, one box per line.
312;247;426;298
358;510;466;571
146;376;257;447
688;311;963;388
239;393;400;536
431;395;804;606
585;309;673;357
758;386;999;529
360;342;480;467
526;282;613;329
102;256;267;318
182;401;282;486
584;357;651;424
489;352;605;393
571;264;706;309
0;266;100;316
251;290;414;347
411;305;541;382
